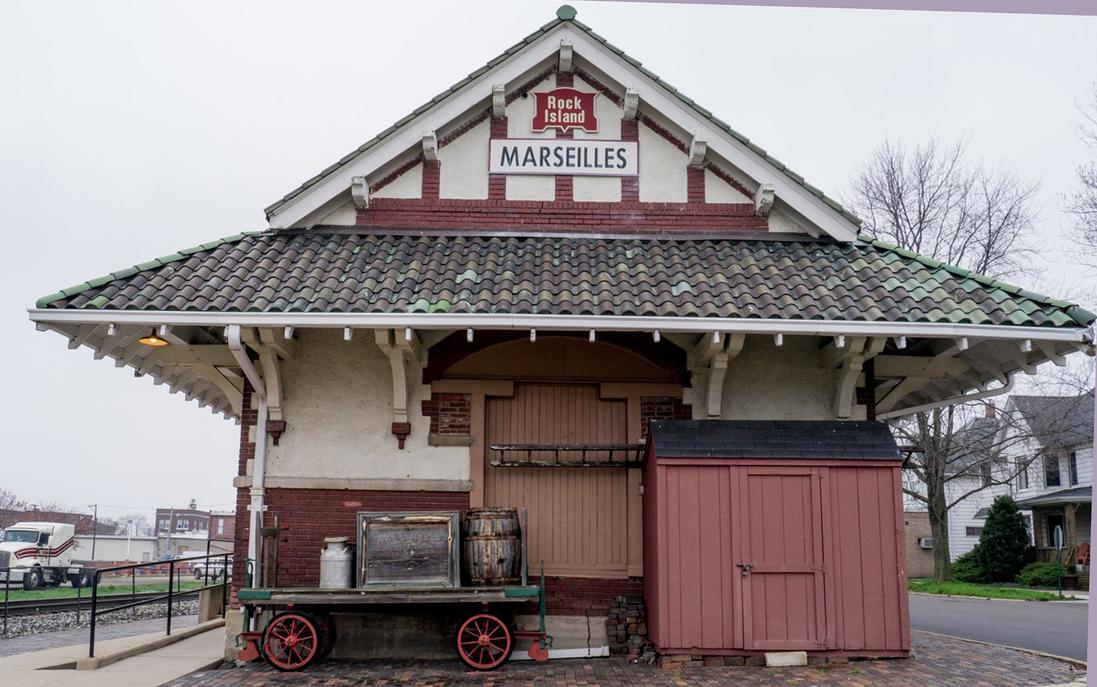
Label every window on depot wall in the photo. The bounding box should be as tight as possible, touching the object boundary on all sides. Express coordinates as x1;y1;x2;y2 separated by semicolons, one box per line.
1069;452;1079;486
1045;455;1062;488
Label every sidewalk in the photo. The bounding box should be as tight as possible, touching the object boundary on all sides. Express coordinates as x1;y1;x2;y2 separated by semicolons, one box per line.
162;630;1081;687
0;625;224;687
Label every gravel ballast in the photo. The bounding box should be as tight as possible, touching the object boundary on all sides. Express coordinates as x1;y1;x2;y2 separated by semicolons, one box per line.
1;600;199;639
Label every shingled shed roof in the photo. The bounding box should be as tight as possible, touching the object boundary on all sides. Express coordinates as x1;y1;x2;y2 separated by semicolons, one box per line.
648;420;901;460
35;229;1096;328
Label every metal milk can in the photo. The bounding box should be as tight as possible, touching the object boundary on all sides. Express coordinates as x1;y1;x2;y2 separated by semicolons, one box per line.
319;536;353;589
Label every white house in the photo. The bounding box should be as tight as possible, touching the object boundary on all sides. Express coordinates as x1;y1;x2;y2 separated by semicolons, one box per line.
1008;394;1094;571
904;392;1094;566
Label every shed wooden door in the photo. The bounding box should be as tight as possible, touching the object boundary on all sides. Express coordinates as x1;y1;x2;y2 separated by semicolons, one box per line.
739;467;828;650
485;383;629;577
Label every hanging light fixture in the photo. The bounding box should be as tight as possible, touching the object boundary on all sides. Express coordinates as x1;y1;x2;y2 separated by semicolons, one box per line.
138;329;170;347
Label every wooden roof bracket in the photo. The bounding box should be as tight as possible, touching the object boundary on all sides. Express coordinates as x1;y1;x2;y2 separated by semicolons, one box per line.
695;331;745;417
558;39;574;73
243;328;287;444
351;176;370;209
375;328;423;449
833;337;887;419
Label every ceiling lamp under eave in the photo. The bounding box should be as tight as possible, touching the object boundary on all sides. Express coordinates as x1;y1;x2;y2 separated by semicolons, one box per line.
138;331;169;347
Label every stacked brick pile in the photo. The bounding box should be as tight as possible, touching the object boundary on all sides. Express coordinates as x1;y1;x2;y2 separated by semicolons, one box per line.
606;595;647;656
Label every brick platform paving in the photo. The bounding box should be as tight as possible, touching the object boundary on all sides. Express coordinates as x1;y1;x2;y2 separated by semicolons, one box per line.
163;632;1082;687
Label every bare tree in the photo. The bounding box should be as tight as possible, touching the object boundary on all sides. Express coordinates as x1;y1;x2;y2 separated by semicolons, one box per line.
1067;83;1097;264
849;138;1043;579
851;137;1039;278
0;488;26;513
102;513;153;537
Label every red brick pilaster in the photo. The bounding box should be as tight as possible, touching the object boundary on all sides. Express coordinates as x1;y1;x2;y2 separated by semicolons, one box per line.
687;166;705;203
422;160;440;199
621;120;639;202
489;117;508;200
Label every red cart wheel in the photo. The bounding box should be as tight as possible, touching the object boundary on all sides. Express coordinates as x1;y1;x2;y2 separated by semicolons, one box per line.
456;613;513;670
262;611;320;671
316;613;337;659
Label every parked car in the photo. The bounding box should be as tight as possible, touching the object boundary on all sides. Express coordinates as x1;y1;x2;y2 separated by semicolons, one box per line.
192;557;233;581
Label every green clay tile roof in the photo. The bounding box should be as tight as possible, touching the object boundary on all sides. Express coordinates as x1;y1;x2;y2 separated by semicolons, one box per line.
35;229;1096;329
263;6;861;227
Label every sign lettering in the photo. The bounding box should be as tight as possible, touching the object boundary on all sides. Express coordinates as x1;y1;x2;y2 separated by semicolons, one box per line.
531;87;598;133
489;139;638;176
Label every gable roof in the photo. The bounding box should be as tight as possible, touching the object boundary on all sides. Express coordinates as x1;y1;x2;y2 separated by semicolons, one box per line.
34;229;1095;330
945;415;1002;476
649;420;900;460
263;6;862;239
1010;394;1095;449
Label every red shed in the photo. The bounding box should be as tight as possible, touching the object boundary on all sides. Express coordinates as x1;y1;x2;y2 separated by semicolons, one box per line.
644;420;910;659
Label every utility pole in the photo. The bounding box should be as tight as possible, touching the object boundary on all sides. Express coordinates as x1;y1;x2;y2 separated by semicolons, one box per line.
88;504;98;560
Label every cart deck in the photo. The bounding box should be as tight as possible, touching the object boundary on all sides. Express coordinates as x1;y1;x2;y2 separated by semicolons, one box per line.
238;584;542;606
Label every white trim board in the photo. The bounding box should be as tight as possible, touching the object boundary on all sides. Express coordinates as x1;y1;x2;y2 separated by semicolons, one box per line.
27;309;1093;343
511;646;611;661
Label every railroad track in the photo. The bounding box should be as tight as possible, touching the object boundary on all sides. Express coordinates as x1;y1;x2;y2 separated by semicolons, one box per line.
0;590;196;618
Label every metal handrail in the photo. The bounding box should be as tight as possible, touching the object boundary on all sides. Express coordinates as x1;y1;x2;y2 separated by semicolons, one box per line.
87;552;231;657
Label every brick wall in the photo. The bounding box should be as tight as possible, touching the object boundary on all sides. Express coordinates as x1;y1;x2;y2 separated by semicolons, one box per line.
262;488;470;587
534;575;644;615
355;198;767;232
421;392;472;436
640;396;692;440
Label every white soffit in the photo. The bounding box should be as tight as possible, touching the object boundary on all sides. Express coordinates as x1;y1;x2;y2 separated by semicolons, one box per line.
265;24;861;242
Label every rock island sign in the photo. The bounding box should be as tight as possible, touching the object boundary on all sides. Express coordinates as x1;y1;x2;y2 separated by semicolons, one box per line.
532;87;598;132
489;86;639;176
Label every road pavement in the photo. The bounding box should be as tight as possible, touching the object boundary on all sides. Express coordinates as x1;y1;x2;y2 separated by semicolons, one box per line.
909;592;1088;661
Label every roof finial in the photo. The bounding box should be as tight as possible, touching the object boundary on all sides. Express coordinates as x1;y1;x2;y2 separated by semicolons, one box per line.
557;5;577;21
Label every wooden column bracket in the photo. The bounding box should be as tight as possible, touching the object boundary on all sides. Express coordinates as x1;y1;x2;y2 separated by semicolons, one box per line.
376;328;422;449
694;332;745;418
243;328;288;444
491;84;506;118
832;337;886;419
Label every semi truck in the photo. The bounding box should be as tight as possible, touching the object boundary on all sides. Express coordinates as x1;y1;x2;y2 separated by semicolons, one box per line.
0;522;94;589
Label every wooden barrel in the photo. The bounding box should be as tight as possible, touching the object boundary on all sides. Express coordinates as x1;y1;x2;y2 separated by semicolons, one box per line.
463;509;521;585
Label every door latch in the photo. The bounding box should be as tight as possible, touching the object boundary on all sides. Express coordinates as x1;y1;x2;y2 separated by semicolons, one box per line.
737;562;753;576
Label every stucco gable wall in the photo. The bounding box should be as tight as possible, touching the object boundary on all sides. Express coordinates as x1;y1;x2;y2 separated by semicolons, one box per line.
263;329;470;483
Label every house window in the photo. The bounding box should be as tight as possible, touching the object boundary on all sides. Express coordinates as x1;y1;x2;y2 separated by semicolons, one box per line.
217;520;225;535
966;526;983;537
980;461;992;487
1016;458;1029;490
1045;456;1061;488
1069;452;1079;486
1045;513;1066;548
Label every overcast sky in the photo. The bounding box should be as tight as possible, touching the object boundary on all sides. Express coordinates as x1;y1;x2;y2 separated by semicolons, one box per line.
0;1;1093;525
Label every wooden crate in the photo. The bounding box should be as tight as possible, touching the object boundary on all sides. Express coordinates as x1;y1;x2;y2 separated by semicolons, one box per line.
356;511;460;588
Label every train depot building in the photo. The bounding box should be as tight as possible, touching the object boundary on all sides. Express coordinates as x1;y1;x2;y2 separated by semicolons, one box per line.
29;6;1095;668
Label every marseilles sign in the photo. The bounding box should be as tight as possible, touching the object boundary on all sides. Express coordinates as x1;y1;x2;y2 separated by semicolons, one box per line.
532;87;598;133
489;139;639;176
